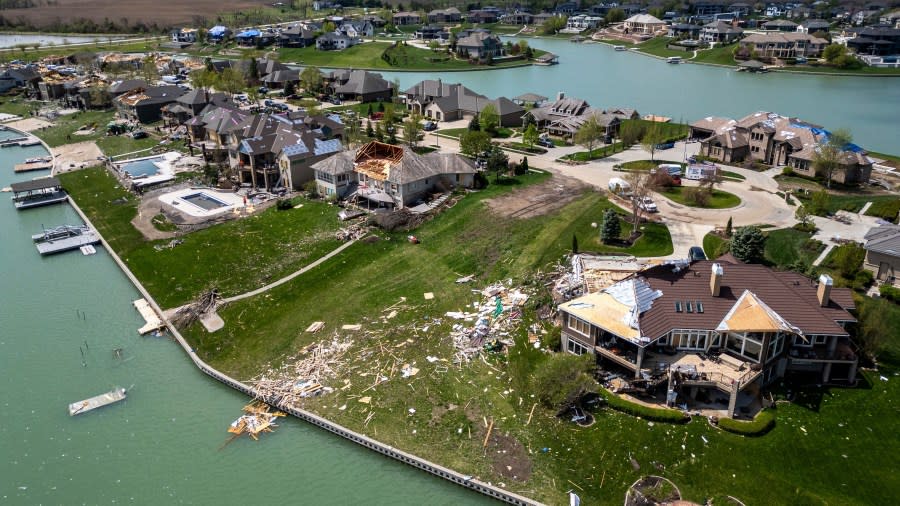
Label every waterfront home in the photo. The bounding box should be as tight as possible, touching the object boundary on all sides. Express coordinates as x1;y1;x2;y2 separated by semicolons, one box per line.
797;20;831;34
115;85;185;123
402;79;524;127
467;10;498;24
525;94;621;139
235;29;276;47
623;14;666;35
739;32;828;59
863;224;900;286
311;141;475;208
393;11;421;25
689;111;872;184
2;66;41;92
455;32;505;61
316;32;358;51
278;25;317;48
207;25;232;43
559;258;859;417
762;19;799;32
361;15;386;27
171;28;198;44
428;7;462;23
339;21;374;39
162;89;233;125
326;70;393;102
415;25;448;41
668;23;703;38
700;21;744;43
846;26;900;56
500;11;533;25
565;15;603;32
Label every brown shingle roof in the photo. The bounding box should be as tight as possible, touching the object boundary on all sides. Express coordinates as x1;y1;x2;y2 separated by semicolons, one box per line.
637;261;854;340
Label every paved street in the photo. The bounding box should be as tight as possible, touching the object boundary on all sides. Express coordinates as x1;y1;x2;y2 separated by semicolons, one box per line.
429;124;797;259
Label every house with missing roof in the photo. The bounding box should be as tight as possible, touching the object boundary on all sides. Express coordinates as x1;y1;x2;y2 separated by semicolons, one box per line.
186;105;344;191
689;112;872;185
311;141;476;209
114;85;186;123
558;258;859;417
402;79;524;127
863;224;900;286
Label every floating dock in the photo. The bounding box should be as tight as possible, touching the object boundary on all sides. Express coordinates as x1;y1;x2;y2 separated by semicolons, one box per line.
80;244;97;255
14;161;53;173
68;387;127;416
0;136;28;147
134;298;164;335
10;177;67;210
33;224;101;255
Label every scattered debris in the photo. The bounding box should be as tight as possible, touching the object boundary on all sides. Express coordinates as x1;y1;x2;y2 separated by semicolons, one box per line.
455;274;475;284
342;324;362;331
424;292;434;300
171;290;218;329
305;321;325;333
335;223;368;241
252;337;351;405
225;401;285;442
447;282;530;364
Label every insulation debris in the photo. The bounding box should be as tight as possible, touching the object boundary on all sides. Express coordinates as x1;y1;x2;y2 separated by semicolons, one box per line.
305;321;325;333
448;282;531;364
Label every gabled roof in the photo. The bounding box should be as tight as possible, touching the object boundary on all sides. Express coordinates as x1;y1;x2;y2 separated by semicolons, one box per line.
333;70;391;95
716;290;798;333
864;224;900;258
625;14;664;24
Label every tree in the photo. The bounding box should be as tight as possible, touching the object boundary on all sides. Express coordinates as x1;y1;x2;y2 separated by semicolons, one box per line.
374;121;384;141
247;87;261;110
625;171;652;235
522;124;539;150
808;189;831;215
428;40;440;52
245;57;259;85
402;113;423;147
468;113;480;131
366;119;374;138
813;128;853;188
459;130;492;157
217;67;246;97
619;120;646;147
283;80;296;97
517;156;529;175
532;353;595;412
300;66;323;94
605;8;626;23
190;68;217;92
572;234;579;253
795;206;811;227
600;208;621;244
140;55;159;83
541;15;568;35
485;145;509;183
822;44;846;63
366;103;374;118
725;216;733;237
574;116;604;155
323;21;336;32
641;124;666;161
479;103;499;135
830;243;865;279
730;226;767;263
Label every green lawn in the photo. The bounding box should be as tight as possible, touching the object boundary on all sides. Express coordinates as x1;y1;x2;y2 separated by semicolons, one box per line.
29;109;116;147
865;198;900;222
562;143;625;162
279;41;532;70
796;192;899;216
59;166;345;309
772;64;900;76
438;127;514;139
636;37;692;58
720;170;745;181
703;232;728;259
95;134;161;157
764;228;824;269
658;186;741;209
690;45;737;66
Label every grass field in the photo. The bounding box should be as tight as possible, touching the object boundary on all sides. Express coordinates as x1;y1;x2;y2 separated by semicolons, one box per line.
763;228;824;269
658;186;741;209
703;232;727;259
636;37;692;59
690;45;737;66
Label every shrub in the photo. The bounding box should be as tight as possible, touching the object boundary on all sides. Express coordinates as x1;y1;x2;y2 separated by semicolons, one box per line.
880;284;900;304
532;354;596;411
684;186;710;207
598;388;690;423
275;198;294;210
731;226;767;263
829;243;865;279
717;408;776;436
793;221;817;233
782;166;794;176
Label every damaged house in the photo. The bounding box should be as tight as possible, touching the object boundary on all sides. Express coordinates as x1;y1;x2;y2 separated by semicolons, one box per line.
311;141;476;209
558;258;858;417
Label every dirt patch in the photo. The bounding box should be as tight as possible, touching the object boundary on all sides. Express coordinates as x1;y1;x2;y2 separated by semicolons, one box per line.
1;0;269;28
485;173;589;218
5;117;54;132
487;431;532;482
51;140;103;174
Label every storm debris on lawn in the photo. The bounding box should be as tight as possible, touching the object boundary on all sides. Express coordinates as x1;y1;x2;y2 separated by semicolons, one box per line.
335;223;369;241
252;336;352;405
446;282;531;364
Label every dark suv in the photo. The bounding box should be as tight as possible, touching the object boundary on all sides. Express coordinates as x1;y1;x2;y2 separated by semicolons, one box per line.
688;246;706;262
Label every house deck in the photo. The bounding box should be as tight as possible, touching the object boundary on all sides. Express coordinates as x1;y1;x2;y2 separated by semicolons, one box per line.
645;351;761;391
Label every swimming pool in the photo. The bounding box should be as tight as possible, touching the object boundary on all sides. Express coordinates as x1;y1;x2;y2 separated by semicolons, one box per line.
181;192;229;211
120;157;164;177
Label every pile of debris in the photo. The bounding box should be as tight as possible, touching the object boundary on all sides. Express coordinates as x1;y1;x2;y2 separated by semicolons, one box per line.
170;289;218;329
253;336;352;405
226;401;285;441
335;223;368;241
445;282;531;364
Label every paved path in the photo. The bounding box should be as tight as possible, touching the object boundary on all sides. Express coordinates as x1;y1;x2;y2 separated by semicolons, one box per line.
809;203;880;266
221;239;358;303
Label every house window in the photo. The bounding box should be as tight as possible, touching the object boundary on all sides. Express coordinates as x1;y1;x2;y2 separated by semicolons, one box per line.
568;315;591;337
567;338;589;355
793;335;813;347
814;335;828;345
710;332;721;348
726;332;764;362
767;333;785;362
671;329;708;350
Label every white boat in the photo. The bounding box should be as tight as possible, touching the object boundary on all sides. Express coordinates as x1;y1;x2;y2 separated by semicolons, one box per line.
667;56;683;64
614;45;626;51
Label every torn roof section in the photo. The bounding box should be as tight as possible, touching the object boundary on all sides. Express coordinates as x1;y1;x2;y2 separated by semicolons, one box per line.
716;290;799;334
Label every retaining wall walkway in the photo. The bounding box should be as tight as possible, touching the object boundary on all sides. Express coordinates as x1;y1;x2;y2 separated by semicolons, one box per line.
66;195;541;506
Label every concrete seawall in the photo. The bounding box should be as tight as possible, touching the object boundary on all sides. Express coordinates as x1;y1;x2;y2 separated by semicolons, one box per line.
65;189;542;506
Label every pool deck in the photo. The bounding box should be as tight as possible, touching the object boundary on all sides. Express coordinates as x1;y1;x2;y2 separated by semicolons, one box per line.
158;187;245;218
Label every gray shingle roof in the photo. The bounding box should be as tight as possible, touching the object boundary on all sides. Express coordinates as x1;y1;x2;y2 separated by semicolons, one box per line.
865;224;900;257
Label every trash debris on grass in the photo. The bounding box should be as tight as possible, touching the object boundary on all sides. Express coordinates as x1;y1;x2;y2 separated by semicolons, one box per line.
253;337;351;405
305;321;325;333
447;281;531;364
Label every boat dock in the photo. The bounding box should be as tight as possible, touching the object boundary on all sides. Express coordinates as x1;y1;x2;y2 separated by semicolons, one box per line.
10;177;68;210
68;387;127;416
134;298;164;335
33;225;101;255
0;136;29;147
14;161;53;173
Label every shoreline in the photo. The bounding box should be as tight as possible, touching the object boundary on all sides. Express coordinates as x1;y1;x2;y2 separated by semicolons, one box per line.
62;167;541;506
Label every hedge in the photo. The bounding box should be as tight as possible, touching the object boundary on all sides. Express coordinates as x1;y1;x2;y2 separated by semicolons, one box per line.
880;285;900;304
598;388;690;423
717;408;776;436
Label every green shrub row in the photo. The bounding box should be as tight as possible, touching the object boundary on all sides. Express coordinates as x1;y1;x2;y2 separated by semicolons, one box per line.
598;388;690;423
717;408;776;436
880;285;900;304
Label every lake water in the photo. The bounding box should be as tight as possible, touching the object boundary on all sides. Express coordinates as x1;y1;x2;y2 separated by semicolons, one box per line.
0;33;124;48
0;131;489;505
377;37;900;154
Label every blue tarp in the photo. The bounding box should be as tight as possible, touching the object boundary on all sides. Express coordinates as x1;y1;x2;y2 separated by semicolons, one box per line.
236;29;260;38
209;26;228;36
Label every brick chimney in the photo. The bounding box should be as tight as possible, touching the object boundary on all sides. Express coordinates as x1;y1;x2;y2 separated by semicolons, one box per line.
817;274;833;307
710;263;723;297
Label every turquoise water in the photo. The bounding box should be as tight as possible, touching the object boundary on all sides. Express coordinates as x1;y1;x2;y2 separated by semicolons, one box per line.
119;157;163;177
0;141;491;504
377;37;900;154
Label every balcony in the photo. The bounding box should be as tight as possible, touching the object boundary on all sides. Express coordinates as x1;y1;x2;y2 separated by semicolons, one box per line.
594;344;639;372
644;351;761;392
789;341;857;363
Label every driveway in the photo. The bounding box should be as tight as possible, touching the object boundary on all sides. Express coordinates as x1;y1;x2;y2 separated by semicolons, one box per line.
809;209;882;266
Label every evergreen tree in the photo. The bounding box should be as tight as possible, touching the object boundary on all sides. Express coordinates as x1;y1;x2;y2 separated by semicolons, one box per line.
366;119;374;138
378;101;385;113
468;113;480;131
725;216;733;238
374;122;384;141
367;103;374;117
600;208;621;244
731;226;767;263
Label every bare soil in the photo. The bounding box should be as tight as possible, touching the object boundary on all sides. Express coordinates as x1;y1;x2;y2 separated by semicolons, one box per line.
485;174;588;219
0;0;269;28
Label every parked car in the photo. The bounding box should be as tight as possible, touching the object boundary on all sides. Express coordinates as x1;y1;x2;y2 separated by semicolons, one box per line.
537;138;555;148
655;142;675;150
258;86;269;94
264;99;275;107
638;197;658;213
423;121;437;131
130;130;148;139
689;246;707;262
330;96;342;105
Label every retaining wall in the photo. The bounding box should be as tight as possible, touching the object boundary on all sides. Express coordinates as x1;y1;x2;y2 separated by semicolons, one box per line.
66;189;542;506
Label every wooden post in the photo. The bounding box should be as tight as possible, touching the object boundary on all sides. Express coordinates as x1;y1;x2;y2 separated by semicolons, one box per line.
482;418;494;448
